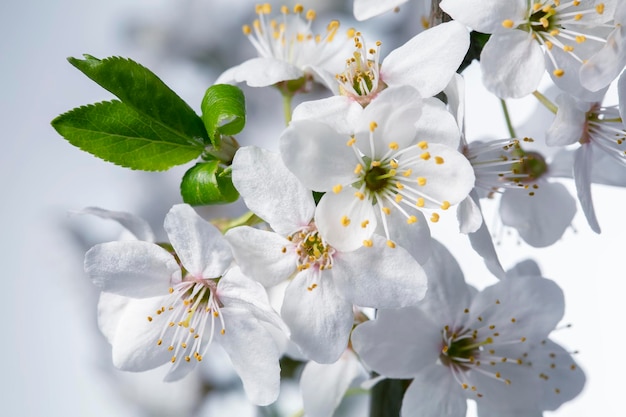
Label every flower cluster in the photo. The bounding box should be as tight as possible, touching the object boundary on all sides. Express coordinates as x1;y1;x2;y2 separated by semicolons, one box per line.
67;1;626;416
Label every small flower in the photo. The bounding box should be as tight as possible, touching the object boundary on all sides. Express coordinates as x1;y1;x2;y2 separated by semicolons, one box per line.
546;88;626;233
442;0;623;99
282;86;474;257
85;204;284;405
352;241;585;416
216;3;350;90
226;146;428;363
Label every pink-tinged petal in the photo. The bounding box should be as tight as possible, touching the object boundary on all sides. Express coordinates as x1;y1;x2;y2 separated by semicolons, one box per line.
280;119;356;191
379;209;431;265
110;296;172;372
382;21;470;98
401;364;467;417
574;145;601;233
418;239;474;325
226;227;297;287
77;207;155;242
282;270;353;363
358;86;422;151
215;57;303;87
457;195;482;234
333;234;427;308
85;241;179;298
164;204;232;279
414;98;461;149
232;147;314;234
499;181;577;247
300;350;364;417
465;193;506;280
97;292;131;344
315;189;377;252
217;267;287;333
546;95;588;146
292;96;362;134
469;276;564;343
217;307;281;406
480;31;544;98
351;308;441;378
353;0;408;21
440;0;527;34
580;25;626;92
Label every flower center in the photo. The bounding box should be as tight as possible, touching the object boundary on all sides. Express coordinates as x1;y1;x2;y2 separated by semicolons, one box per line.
288;224;335;272
147;279;224;364
364;163;393;192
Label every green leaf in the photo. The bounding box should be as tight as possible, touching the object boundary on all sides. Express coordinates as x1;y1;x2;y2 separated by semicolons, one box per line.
201;84;246;144
180;160;239;205
68;55;209;144
51;100;204;171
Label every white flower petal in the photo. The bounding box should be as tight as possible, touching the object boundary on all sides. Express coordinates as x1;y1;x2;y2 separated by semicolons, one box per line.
548;45;609;102
215;57;303;87
292;96;362;134
499;181;577;247
574;145;601;233
480;31;545;98
378;209;431;265
353;0;408;21
401;364;467;417
280;119;356;191
77;207;155;242
333;234;427;308
164;204;232;279
218;307;281;406
580;25;626;92
382;21;470;97
110;296;171;372
414;98;461;149
619;68;626;125
301;350;363;417
440;0;527;34
232;146;314;235
457;195;482;235
546;95;588;146
97;292;131;344
351;308;441;379
506;259;542;278
315;189;377;252
465;193;506;280
226;226;297;287
444;73;466;134
281;270;353;363
85;241;179;298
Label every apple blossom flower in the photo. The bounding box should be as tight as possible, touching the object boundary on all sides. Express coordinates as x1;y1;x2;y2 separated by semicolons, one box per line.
351;240;585;416
545;84;626;233
290;21;469;127
226;146;428;363
215;3;350;91
84;204;284;405
282;85;474;258
441;0;623;99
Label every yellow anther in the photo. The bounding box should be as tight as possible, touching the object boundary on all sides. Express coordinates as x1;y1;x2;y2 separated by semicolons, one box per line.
430;213;440;223
386;240;396;248
573;0;580;5
542;5;553;13
540;17;549;28
354;163;363;174
416;198;425;207
361;220;369;228
545;40;554;50
213;311;219;317
395;194;403;203
171;356;176;363
533;3;542;11
596;3;605;14
147;316;153;322
417;141;428;149
347;28;356;37
185;356;191;362
574;13;583;20
354;191;365;200
341;215;351;226
420;152;431;160
396;181;404;190
407;215;418;224
293;4;304;13
157;339;163;346
306;9;316;20
441;201;450;210
369;121;378;132
390;160;399;169
502;19;515;29
417;177;427;186
550;29;559;37
389;141;399;150
280;5;289;14
242;25;252;35
553;68;565;77
563;45;574;52
346;137;356;146
434;156;444;164
371;160;381;167
168;287;174;294
333;184;343;194
402;168;412;177
462;383;469;389
576;35;586;43
362;239;373;247
261;3;271;14
221;329;226;335
382;207;391;215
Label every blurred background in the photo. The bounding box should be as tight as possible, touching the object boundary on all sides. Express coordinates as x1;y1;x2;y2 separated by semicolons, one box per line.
2;0;624;416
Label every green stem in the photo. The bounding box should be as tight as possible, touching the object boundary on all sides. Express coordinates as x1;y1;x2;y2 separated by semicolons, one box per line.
212;211;263;233
500;99;517;138
283;92;294;125
532;90;558;114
